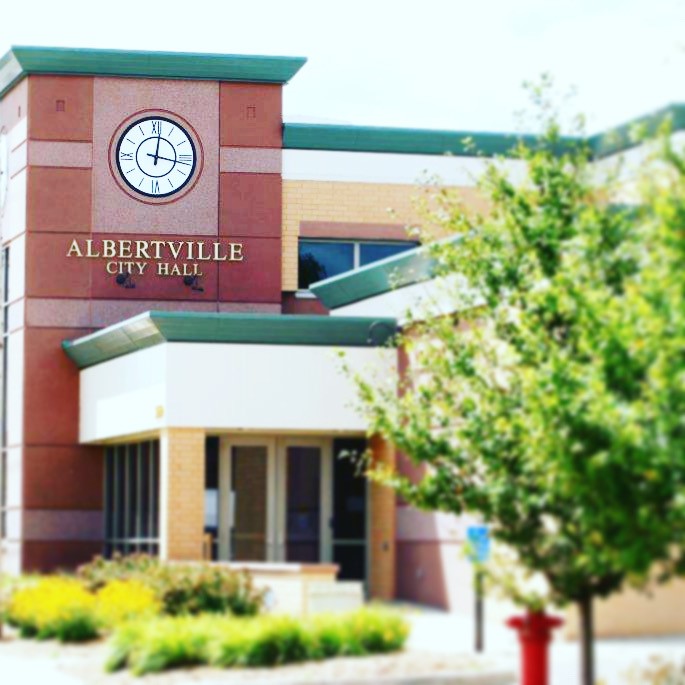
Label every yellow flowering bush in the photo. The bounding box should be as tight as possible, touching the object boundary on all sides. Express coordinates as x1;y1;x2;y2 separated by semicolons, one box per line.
96;580;161;628
7;577;98;642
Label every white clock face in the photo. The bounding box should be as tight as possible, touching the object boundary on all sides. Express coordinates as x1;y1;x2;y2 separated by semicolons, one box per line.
115;116;197;199
0;132;8;211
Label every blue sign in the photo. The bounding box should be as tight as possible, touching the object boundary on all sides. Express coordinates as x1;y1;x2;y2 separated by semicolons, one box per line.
467;525;490;564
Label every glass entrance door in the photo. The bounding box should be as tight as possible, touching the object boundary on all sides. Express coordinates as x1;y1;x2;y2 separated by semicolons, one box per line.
218;437;332;564
219;438;276;562
276;439;332;564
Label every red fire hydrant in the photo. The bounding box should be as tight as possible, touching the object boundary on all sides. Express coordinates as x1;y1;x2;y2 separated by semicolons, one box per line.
506;611;564;685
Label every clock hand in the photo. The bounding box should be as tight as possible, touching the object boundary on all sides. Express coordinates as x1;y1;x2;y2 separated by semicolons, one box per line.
146;153;191;165
153;125;162;166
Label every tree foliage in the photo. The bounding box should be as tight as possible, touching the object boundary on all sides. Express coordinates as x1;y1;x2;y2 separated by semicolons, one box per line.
354;98;685;611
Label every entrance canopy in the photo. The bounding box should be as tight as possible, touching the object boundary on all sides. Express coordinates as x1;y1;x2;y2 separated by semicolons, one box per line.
62;311;398;443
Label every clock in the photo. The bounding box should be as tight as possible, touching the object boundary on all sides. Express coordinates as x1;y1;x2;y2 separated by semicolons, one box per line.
109;111;203;204
0;131;8;212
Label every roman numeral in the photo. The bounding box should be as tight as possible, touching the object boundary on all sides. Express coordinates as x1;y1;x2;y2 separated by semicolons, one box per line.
151;121;161;134
120;152;133;160
178;154;192;165
151;179;160;194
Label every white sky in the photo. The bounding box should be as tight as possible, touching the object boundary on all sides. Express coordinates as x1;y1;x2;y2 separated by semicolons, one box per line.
2;0;684;135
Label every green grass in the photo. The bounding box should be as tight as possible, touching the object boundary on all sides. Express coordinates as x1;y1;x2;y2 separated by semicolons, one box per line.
107;608;410;675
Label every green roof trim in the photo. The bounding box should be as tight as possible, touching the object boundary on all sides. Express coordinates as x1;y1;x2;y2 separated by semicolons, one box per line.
0;45;307;97
284;103;685;160
311;237;461;309
62;311;398;369
283;122;581;157
588;103;685;158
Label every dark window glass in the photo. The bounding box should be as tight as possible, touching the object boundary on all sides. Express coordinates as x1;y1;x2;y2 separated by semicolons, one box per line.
334;545;366;581
359;242;415;266
298;242;354;289
104;440;160;557
139;442;150;538
332;438;367;582
286;447;321;563
332;439;367;540
205;437;220;560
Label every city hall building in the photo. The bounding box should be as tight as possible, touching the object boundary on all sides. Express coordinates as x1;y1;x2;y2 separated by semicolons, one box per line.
0;45;684;629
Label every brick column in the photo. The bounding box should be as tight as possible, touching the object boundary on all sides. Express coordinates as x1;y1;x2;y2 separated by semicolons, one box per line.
159;428;205;561
368;434;396;600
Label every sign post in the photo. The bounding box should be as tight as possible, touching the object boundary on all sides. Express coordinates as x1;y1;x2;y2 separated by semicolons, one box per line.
467;525;490;653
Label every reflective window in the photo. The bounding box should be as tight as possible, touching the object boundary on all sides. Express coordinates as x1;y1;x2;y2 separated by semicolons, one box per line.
359;242;415;266
298;242;354;290
298;240;417;290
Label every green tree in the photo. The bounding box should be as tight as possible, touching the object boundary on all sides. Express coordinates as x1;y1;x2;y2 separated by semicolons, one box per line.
353;96;685;685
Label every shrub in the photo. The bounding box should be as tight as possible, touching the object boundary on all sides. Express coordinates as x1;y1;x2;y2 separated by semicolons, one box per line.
96;579;161;628
108;608;409;675
78;554;264;617
107;615;218;675
7;577;99;642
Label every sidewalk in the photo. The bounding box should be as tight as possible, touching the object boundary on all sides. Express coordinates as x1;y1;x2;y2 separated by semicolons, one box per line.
405;604;685;685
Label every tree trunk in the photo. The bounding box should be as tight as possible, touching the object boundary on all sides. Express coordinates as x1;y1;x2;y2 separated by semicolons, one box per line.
578;596;595;685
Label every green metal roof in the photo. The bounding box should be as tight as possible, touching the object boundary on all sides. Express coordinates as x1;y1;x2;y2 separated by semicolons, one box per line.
283;103;685;160
62;311;398;369
0;45;307;98
282;122;580;157
311;237;461;309
588;103;685;158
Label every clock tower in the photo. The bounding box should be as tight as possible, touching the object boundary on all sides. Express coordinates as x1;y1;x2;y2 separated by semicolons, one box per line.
0;46;305;572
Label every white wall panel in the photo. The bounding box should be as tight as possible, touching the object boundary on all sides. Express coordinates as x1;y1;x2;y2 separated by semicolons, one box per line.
165;343;396;433
79;342;397;442
80;344;167;442
283;149;526;186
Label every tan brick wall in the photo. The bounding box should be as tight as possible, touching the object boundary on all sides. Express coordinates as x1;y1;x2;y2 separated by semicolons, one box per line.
159;428;205;561
282;180;488;292
564;577;685;638
368;434;397;600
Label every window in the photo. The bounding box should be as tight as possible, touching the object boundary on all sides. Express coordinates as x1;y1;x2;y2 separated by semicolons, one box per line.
104;441;160;556
298;240;416;290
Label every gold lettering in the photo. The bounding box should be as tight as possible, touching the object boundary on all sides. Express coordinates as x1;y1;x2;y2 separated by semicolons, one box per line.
105;261;118;274
85;239;100;258
134;262;148;275
118;240;132;259
229;243;244;262
157;262;170;276
103;240;116;258
193;263;202;276
66;239;83;257
150;240;165;260
212;242;228;261
168;241;184;260
135;241;150;259
197;241;211;261
170;264;181;276
186;241;195;259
